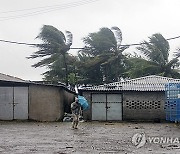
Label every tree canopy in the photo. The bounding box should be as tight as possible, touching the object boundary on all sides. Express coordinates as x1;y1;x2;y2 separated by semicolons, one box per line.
77;27;129;84
28;26;180;86
27;25;74;85
126;33;180;78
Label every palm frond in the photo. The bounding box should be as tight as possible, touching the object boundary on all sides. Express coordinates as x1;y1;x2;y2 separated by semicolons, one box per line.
37;25;66;45
27;43;62;59
82;27;117;56
111;26;122;48
150;33;169;62
31;53;59;68
137;33;170;65
174;48;180;58
65;31;73;46
166;58;179;68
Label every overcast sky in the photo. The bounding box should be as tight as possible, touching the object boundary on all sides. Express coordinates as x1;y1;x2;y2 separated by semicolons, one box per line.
0;0;180;81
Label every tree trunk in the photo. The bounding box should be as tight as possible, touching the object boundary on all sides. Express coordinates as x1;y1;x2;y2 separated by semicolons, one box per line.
63;54;68;86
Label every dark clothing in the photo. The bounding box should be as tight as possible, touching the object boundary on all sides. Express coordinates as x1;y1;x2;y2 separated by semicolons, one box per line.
71;102;81;115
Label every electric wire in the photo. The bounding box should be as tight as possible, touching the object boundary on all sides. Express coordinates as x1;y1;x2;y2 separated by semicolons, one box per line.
0;0;99;14
0;0;99;21
0;35;180;49
0;0;100;21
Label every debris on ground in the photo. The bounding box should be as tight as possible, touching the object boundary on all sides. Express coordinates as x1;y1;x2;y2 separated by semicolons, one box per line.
63;113;84;122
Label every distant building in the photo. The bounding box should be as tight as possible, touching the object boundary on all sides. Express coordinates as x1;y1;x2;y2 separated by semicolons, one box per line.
79;75;180;121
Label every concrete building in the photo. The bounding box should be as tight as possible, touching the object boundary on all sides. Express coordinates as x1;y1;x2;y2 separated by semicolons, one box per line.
0;73;75;121
79;75;180;121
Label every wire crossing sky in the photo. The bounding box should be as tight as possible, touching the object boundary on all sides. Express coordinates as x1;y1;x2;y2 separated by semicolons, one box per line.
0;34;180;48
0;0;100;21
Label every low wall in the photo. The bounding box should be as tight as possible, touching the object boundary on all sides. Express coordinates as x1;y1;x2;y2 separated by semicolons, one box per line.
123;91;166;121
29;85;63;122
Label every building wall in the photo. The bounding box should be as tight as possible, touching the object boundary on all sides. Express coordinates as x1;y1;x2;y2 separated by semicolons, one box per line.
123;91;166;121
82;91;166;121
29;85;63;122
63;90;75;113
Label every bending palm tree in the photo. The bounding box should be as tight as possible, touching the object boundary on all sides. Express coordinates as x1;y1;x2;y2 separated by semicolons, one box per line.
28;25;73;85
126;33;180;78
78;27;129;84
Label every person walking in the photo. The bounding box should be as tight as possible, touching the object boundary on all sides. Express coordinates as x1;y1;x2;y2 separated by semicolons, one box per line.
71;97;81;129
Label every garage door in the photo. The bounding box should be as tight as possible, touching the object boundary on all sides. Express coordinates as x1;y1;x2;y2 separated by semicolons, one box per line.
14;87;28;120
92;93;122;121
92;94;106;121
0;87;14;120
0;87;28;120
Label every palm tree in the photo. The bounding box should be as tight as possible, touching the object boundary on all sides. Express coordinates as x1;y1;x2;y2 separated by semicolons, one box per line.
127;33;180;78
78;27;129;84
27;25;73;85
174;48;180;58
42;54;77;84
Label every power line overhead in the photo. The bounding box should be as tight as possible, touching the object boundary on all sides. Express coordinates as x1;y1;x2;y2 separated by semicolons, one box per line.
0;0;100;21
0;35;180;49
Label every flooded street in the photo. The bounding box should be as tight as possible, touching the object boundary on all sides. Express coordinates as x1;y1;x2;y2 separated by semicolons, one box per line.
0;121;180;153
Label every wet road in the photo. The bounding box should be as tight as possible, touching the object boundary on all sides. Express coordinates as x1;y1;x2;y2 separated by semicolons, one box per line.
0;121;180;153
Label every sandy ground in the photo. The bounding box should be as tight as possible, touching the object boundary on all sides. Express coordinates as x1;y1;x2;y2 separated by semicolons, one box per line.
0;121;180;154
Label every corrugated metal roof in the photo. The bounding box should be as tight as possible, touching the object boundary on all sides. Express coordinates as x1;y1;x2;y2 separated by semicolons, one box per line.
80;75;180;91
0;73;76;93
0;73;26;82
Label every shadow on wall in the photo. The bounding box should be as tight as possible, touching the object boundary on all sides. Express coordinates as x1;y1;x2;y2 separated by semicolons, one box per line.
63;90;76;113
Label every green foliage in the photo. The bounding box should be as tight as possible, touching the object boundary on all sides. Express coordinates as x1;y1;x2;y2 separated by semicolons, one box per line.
42;55;77;83
27;25;73;85
78;27;128;84
28;26;180;86
68;73;77;86
124;57;160;78
83;28;117;56
126;33;180;78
